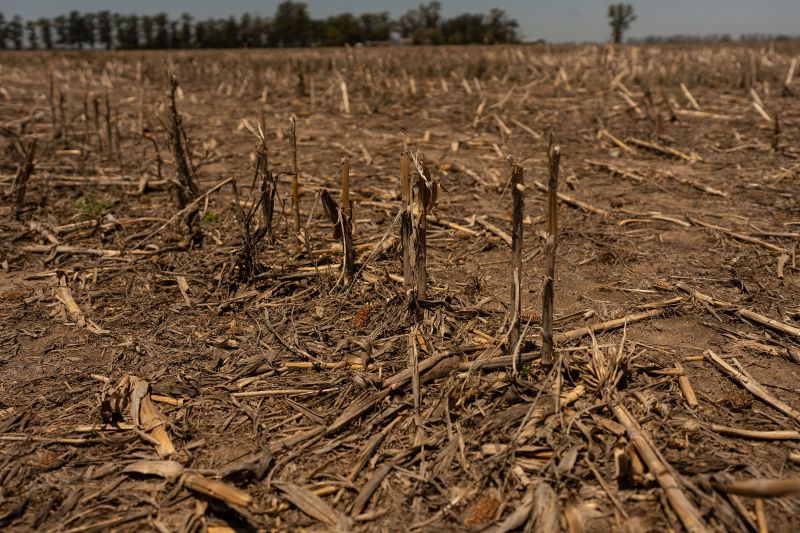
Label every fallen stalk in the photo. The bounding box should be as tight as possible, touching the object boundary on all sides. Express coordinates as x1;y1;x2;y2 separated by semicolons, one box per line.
614;404;709;533
554;306;673;344
687;217;788;254
705;350;800;424
533;180;610;217
712;478;800;498
678;284;800;339
710;424;800;440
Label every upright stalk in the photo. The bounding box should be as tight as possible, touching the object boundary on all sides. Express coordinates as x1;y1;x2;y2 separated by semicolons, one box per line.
341;156;355;276
415;161;429;301
541;146;561;368
290;115;301;239
509;162;525;374
400;142;413;294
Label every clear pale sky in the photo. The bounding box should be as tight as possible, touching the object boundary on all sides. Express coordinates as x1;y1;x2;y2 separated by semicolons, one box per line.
1;0;798;43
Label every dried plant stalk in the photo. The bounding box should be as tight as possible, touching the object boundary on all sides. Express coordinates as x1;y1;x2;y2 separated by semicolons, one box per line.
400;144;413;294
289;115;301;239
678;284;800;338
783;57;797;96
138;394;175;457
92;95;102;152
254;140;276;243
341;156;351;221
706;350;800;423
409;327;423;445
228;178;261;284
10;138;36;216
540;145;561;368
82;93;90;144
59;90;68;148
509;162;524;372
104;91;113;155
713;478;800;498
614;404;709;533
415;160;431;301
340;80;350;114
341;156;355;276
167;75;199;229
49;74;57;141
710;424;800;440
183;473;253;507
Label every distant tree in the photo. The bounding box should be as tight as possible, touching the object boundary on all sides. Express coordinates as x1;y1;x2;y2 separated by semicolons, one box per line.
53;15;69;48
270;1;312;47
484;8;519;44
608;3;636;44
127;15;141;49
68;10;88;49
114;14;140;49
222;16;240;47
38;18;53;49
200;19;217;47
179;14;193;48
195;19;227;48
323;13;363;46
441;13;484;45
96;11;113;49
0;14;6;50
193;20;209;48
397;9;418;38
419;1;442;29
398;2;444;43
113;15;124;48
9;15;24;50
168;20;179;48
240;13;253;46
255;16;271;46
359;12;392;42
26;21;39;49
243;15;268;47
141;16;155;48
309;19;325;46
84;13;96;48
398;2;441;38
154;13;170;48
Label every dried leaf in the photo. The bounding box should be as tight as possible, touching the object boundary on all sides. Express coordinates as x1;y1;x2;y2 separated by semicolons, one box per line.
275;482;339;526
123;460;184;483
563;495;585;533
531;482;559;533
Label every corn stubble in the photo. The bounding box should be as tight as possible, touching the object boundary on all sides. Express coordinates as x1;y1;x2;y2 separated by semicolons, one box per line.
1;42;799;533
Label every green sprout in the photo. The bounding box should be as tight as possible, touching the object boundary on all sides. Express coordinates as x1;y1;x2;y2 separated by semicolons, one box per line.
75;192;111;219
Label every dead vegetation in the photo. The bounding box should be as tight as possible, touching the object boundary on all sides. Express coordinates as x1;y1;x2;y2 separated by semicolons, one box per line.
1;42;800;531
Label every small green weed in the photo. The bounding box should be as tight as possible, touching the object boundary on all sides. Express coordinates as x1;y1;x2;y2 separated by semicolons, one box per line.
75;192;111;219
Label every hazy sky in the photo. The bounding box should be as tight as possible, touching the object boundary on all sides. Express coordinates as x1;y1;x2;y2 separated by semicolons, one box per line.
1;0;798;43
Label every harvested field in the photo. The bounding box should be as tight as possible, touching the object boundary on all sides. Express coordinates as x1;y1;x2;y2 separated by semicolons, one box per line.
1;43;800;531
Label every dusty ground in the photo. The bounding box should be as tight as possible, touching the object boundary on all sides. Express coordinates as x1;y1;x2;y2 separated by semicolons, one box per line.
1;43;799;532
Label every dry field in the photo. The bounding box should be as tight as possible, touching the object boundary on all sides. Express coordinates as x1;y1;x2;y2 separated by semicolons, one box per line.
1;43;800;532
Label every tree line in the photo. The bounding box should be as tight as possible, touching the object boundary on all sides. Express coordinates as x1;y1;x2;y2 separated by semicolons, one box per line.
0;1;520;50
